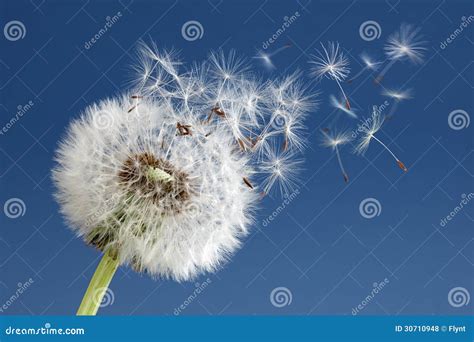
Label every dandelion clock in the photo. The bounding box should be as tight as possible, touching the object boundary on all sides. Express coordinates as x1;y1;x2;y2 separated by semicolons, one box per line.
52;43;314;315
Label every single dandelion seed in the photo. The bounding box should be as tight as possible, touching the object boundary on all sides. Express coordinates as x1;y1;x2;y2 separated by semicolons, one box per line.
321;128;352;183
253;43;292;70
259;148;303;197
354;110;408;172
330;95;358;119
310;42;351;109
375;24;426;84
347;53;382;83
381;88;412;120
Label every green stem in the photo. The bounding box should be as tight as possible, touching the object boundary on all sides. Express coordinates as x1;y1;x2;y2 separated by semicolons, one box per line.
76;249;119;316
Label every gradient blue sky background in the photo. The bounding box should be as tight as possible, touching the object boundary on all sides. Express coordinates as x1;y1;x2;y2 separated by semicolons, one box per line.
0;0;473;316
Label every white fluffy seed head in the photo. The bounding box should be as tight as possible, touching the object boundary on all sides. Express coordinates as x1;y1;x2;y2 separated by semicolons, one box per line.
310;42;350;82
53;45;314;282
354;110;384;155
384;24;426;63
53;95;258;281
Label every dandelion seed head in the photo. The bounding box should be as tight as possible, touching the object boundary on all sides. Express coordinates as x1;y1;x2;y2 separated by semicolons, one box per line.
54;45;312;281
321;129;352;150
354;110;384;155
329;95;357;119
310;42;350;82
384;24;426;63
360;53;381;70
382;88;412;101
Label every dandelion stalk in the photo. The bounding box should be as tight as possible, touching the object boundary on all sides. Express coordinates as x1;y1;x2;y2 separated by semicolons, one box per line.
77;248;119;316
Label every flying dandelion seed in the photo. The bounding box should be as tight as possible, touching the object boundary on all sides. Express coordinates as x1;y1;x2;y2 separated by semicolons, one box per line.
53;43;314;316
310;42;351;110
354;110;408;172
347;53;382;83
321;128;352;183
329;95;358;119
259;148;304;196
382;88;412;120
375;24;426;84
254;43;291;71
